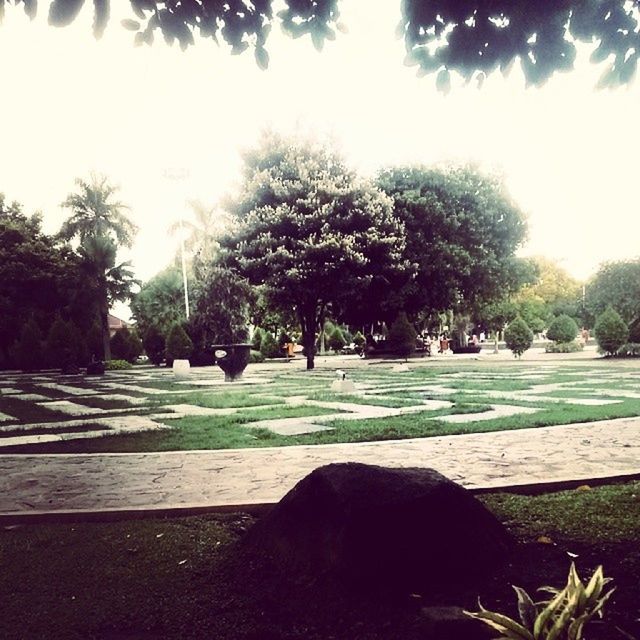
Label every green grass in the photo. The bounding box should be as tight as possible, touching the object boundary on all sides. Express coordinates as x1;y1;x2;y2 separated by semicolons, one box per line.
4;401;489;453
0;397;70;424
4;361;640;452
0;482;637;639
148;391;283;409
480;481;640;544
0;513;246;640
0;423;107;438
304;391;421;408
75;396;144;410
445;379;535;392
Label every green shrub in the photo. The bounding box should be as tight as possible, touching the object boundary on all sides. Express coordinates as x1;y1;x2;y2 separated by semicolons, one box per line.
504;316;533;358
46;316;80;371
165;324;193;361
387;312;417;359
86;320;105;361
259;331;281;358
616;342;640;357
251;327;264;352
143;326;165;365
105;359;133;370
353;331;366;348
249;349;265;363
12;318;44;371
545;341;583;353
328;327;346;352
547;314;578;343
594;306;628;356
466;563;614;640
110;328;143;363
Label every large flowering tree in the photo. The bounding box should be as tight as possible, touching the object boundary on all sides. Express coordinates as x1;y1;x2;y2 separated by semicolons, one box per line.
222;131;407;370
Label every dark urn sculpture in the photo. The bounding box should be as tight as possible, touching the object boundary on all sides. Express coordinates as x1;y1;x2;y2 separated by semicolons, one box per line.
211;343;252;382
451;345;482;354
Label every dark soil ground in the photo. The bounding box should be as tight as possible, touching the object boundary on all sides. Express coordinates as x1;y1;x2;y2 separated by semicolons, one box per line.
1;482;639;640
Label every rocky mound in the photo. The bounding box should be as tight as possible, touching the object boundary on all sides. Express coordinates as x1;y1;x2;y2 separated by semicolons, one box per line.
241;463;513;596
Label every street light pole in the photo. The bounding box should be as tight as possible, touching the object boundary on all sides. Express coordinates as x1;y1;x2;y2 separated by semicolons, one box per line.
179;218;190;320
163;168;191;320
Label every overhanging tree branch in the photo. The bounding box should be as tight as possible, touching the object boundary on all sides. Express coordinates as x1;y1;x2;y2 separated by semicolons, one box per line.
3;0;639;87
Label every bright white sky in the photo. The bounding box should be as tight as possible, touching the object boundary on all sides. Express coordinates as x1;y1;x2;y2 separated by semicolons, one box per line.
2;1;639;320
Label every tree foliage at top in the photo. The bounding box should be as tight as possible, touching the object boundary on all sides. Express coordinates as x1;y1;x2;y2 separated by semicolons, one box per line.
377;165;529;320
221;131;406;369
5;0;639;88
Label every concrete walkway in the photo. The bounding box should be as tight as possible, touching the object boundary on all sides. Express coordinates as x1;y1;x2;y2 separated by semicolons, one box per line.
1;416;639;520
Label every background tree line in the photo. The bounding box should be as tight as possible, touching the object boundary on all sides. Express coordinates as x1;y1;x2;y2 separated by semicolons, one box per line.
0;176;139;372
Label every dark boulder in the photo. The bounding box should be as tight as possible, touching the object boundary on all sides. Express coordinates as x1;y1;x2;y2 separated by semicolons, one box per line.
242;463;513;595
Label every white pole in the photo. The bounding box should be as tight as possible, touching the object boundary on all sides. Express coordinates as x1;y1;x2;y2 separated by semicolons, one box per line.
163;168;191;321
180;218;190;319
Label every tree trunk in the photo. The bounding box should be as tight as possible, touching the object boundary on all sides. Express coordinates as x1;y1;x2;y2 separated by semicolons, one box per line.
298;307;317;371
99;287;111;361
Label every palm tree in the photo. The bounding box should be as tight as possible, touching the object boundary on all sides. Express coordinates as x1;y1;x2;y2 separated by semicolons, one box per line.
168;200;228;266
60;174;139;360
59;174;138;247
78;236;139;361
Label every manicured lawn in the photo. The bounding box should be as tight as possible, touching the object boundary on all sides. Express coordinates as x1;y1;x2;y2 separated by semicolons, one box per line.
1;401;491;453
148;391;283;409
3;361;640;453
0;397;69;424
1;481;637;640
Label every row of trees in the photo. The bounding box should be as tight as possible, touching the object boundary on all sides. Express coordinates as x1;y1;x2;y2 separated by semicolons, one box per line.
6;133;636;372
133;131;531;369
0;176;138;370
503;306;636;359
132;131;640;368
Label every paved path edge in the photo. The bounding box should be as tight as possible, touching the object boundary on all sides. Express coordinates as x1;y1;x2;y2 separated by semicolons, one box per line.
2;470;638;525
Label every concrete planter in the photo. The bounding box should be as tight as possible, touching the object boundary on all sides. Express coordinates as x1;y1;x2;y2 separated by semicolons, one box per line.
211;343;251;382
172;359;191;378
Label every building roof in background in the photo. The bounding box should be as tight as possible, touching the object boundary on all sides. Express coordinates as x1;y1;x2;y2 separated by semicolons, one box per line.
108;314;131;330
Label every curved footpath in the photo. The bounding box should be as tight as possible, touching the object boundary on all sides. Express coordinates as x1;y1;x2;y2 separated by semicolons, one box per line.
1;416;639;521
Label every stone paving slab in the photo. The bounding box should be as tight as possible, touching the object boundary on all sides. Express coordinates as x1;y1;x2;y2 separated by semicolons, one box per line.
0;415;170;448
92;394;149;405
1;417;639;517
158;404;239;418
12;393;52;402
37;383;100;396
0;412;13;423
35;400;106;416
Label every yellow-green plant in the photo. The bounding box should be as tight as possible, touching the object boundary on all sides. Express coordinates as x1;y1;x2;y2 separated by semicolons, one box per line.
466;563;614;640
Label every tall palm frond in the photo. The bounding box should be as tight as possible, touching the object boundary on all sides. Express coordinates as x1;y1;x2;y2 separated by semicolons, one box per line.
59;173;138;247
168;199;229;260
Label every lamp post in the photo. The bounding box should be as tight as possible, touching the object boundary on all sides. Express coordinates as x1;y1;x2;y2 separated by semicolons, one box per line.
164;168;191;320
